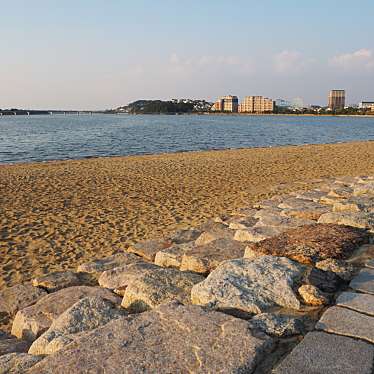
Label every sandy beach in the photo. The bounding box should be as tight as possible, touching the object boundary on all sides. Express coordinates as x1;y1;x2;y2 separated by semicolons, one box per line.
1;141;374;288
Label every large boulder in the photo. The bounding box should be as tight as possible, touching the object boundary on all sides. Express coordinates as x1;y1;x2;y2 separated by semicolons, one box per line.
179;238;246;274
0;353;43;374
121;268;204;312
154;243;194;269
98;262;160;290
318;212;374;230
194;222;234;246
126;239;172;262
28;297;126;355
11;286;120;342
191;256;305;315
32;271;94;292
249;313;305;338
167;228;201;244
77;252;141;275
28;302;274;374
244;224;369;265
0;332;30;356
234;226;283;243
0;284;47;329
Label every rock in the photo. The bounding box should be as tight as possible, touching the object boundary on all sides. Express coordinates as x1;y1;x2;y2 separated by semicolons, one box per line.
234;226;282;243
281;206;330;221
244;246;265;260
11;286;120;342
168;228;201;244
336;292;374;316
318;212;374;230
154;242;194;269
333;201;361;213
303;267;341;293
195;222;234;245
32;271;91;292
179;238;246;274
320;195;347;205
28;302;273;374
353;182;374;196
327;186;354;198
249;313;304;337
294;190;327;202
126;239;172;262
315;258;354;281
98;261;160;290
316;306;374;343
28;297;126;355
245;224;369;265
0;284;47;322
121;268;204;312
298;285;328;306
350;268;374;295
77;252;141;274
0;353;43;374
0;333;30;355
191;256;305;315
278;197;325;211
254;211;314;229
273;331;374;374
227;215;258;230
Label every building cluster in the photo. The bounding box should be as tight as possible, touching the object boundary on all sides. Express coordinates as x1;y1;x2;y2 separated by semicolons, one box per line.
210;90;373;113
211;95;274;113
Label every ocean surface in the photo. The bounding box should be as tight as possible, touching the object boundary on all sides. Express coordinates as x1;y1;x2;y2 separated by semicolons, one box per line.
0;114;373;164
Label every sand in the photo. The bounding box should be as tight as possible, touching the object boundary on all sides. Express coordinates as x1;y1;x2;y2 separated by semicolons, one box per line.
1;141;374;288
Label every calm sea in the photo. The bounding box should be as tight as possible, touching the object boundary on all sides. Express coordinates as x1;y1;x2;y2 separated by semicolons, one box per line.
0;114;373;164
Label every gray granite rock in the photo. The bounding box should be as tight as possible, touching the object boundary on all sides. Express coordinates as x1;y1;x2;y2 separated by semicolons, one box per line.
191;256;305;315
77;252;141;274
234;226;283;242
168;227;201;244
126;239;172;262
0;353;43;374
32;271;90;292
121;268;204;312
27;302;274;374
194;222;234;246
249;313;304;337
274;331;374;374
29;296;126;355
303;267;341;293
318;212;374;230
98;261;160;290
154;243;194;268
350;267;374;295
315;258;354;281
0;284;47;323
316;306;374;343
336;292;374;316
11;286;120;342
0;333;30;356
179;238;246;274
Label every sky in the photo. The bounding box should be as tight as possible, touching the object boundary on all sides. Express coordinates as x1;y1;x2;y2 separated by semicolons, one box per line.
1;0;374;110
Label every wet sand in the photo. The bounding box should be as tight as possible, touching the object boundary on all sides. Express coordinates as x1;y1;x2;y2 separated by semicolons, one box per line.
1;141;374;288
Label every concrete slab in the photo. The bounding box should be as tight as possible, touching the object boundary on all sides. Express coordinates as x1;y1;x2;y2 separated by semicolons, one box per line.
316;306;374;343
274;331;374;374
350;268;374;295
336;292;374;316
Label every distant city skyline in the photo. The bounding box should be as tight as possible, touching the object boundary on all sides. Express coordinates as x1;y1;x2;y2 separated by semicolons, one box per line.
1;1;373;110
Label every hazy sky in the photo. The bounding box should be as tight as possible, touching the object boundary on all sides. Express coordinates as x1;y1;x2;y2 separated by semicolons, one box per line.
1;0;374;109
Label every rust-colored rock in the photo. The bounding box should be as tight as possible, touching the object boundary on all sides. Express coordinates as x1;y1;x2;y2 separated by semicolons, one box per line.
245;224;369;265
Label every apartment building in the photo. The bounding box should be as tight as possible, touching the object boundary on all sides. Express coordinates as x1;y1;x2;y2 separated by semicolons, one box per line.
328;90;345;110
238;96;274;113
211;96;239;112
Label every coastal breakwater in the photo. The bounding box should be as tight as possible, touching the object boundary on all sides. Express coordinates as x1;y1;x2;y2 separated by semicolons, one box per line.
0;175;373;373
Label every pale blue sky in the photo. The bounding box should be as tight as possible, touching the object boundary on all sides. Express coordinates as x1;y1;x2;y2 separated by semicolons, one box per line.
1;0;373;109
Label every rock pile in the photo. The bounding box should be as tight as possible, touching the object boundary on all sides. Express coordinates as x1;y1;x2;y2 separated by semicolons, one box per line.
0;175;373;373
